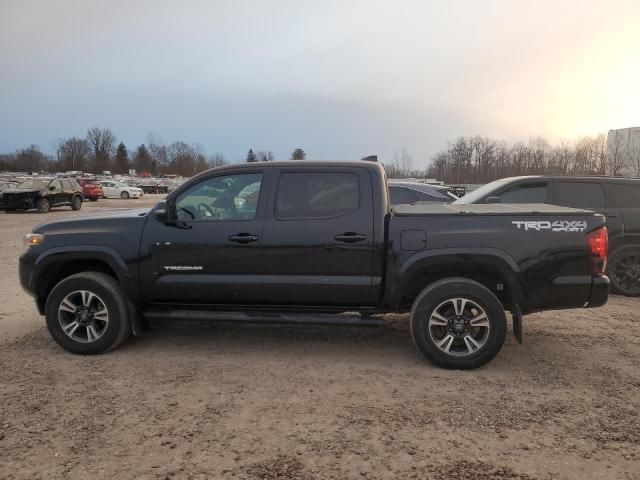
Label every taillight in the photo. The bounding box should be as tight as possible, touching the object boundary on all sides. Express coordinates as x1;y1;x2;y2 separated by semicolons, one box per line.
586;227;608;275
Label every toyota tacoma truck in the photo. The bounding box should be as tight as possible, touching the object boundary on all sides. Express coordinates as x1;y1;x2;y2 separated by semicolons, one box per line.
19;161;609;369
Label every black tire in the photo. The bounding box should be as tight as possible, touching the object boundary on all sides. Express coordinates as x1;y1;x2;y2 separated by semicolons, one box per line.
71;195;83;210
608;246;640;297
410;277;507;369
120;191;129;200
36;198;51;213
45;272;131;354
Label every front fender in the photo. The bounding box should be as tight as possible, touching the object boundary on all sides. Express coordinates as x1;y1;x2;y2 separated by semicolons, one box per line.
26;245;139;313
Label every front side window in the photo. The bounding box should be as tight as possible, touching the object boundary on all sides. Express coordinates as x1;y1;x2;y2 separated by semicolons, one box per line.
175;173;262;221
276;172;359;219
49;180;62;193
554;182;605;209
498;183;548;203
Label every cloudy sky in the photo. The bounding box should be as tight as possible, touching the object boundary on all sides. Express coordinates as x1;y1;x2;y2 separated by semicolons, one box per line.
1;0;639;165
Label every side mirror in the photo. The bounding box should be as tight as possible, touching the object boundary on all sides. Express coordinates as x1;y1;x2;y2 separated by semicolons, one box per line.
155;209;167;222
485;196;501;204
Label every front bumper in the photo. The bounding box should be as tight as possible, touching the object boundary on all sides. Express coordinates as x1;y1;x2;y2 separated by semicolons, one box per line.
586;275;609;308
19;250;36;297
4;195;35;209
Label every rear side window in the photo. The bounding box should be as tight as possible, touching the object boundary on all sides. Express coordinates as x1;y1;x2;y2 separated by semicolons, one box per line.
498;183;548;203
554;182;605;209
276;172;359;219
389;186;419;204
605;183;640;208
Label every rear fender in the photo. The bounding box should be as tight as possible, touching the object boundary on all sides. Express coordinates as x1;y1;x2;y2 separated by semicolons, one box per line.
386;247;526;311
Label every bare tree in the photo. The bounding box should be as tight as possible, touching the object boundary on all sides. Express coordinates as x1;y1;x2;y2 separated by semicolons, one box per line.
86;127;116;173
209;153;227;168
14;145;49;172
168;141;196;176
56;137;91;171
257;151;274;162
147;133;168;174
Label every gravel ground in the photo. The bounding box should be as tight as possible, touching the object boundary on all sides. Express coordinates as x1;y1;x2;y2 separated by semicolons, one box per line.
0;195;639;480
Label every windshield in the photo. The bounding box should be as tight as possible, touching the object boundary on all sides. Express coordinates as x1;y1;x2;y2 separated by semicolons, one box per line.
18;178;51;190
453;179;508;204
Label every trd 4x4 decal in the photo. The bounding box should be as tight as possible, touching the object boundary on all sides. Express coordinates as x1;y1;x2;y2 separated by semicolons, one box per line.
512;220;587;232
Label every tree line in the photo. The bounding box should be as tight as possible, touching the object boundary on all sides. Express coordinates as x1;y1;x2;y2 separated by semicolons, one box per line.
0;126;312;177
0;128;229;177
3;127;639;183
0;126;310;177
386;133;639;184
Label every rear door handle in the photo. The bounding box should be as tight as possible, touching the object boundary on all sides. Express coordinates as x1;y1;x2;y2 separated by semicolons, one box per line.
228;233;259;244
334;232;367;243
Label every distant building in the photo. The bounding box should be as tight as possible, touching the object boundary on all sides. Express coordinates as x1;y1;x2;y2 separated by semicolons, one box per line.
607;127;640;171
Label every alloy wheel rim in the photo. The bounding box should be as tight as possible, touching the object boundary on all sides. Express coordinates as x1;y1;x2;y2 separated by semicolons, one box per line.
428;297;490;356
58;290;109;343
612;253;640;293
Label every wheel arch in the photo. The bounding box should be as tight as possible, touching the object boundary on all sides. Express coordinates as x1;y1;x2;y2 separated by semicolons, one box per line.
32;247;132;314
386;249;525;312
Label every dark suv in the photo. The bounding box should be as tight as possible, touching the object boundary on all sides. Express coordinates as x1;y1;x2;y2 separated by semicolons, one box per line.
2;177;84;213
388;181;458;205
456;176;640;296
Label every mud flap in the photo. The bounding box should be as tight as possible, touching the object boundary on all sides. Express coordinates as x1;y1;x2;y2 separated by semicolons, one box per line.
128;301;146;336
512;304;523;344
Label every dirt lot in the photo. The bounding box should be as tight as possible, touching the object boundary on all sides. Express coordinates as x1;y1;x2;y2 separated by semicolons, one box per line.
0;196;639;480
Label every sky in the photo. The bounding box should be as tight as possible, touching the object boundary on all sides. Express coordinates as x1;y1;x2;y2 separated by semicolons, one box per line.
1;0;639;166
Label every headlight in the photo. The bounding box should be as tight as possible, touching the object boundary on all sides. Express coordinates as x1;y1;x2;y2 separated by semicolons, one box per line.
24;233;44;247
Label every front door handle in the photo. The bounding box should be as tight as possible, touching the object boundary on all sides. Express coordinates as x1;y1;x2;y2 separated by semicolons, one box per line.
228;233;259;244
334;232;367;243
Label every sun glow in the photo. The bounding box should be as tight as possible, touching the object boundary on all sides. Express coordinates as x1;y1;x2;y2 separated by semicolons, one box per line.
544;29;640;138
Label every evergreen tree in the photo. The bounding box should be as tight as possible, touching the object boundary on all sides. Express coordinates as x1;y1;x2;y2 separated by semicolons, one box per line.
290;148;306;160
246;148;257;162
114;142;129;173
133;144;153;173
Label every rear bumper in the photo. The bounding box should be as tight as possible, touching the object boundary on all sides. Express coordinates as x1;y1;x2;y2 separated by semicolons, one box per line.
586;275;609;308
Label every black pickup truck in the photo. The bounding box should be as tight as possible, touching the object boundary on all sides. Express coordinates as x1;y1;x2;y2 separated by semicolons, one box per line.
19;161;609;369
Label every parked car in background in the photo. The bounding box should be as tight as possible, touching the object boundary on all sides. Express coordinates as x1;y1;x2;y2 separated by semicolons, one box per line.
388;181;458;205
456;176;640;296
2;177;83;213
0;180;20;192
77;178;104;201
138;180;169;194
99;181;142;199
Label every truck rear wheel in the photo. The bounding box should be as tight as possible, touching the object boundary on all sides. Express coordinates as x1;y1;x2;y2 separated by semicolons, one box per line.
410;278;507;369
44;272;131;354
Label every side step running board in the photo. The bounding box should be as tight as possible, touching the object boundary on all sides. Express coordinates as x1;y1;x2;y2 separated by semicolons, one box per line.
142;309;384;327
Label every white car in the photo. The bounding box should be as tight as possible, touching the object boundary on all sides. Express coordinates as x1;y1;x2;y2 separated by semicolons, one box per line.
99;181;143;199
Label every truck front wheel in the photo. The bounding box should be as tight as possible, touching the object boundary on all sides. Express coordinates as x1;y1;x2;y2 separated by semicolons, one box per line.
410;278;507;369
44;272;131;354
